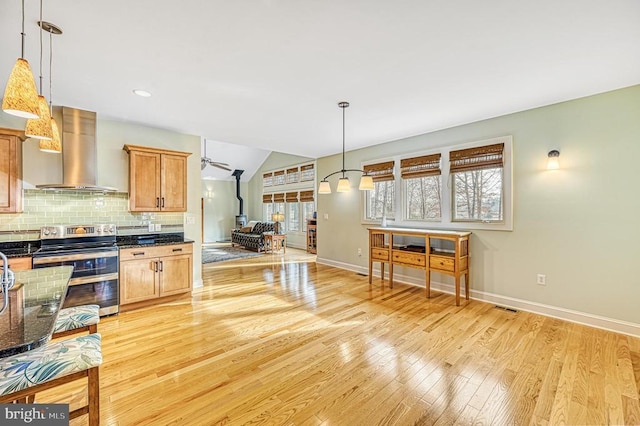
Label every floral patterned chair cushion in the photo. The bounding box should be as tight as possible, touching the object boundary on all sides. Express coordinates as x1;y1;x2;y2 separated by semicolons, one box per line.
54;305;100;333
0;333;102;396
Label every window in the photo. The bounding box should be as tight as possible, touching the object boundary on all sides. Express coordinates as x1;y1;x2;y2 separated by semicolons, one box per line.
300;164;314;182
263;173;273;187
360;135;512;231
364;161;395;220
262;194;273;222
401;154;441;221
273;170;286;186
300;190;315;232
450;143;504;222
285;192;299;231
286;167;299;184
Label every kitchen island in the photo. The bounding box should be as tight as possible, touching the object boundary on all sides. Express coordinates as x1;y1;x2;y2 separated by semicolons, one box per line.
0;266;73;357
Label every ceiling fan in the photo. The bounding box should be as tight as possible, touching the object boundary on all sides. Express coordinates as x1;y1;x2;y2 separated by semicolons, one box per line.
201;140;232;171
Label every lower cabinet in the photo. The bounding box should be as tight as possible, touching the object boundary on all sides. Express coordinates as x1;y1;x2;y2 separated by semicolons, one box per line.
0;256;32;271
120;243;193;306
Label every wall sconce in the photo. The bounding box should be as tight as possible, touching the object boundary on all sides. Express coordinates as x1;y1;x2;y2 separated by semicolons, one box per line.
547;150;560;170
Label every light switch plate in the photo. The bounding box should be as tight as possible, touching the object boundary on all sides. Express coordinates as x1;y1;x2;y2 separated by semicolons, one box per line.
148;223;154;232
155;223;162;231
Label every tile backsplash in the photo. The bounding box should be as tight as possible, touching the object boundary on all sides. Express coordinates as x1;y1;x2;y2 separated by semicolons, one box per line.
0;190;184;241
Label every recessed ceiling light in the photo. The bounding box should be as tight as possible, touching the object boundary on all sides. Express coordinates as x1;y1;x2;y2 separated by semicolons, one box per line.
133;89;152;97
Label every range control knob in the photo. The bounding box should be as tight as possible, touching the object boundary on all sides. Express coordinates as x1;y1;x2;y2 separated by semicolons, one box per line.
108;226;115;233
51;229;58;235
43;229;50;235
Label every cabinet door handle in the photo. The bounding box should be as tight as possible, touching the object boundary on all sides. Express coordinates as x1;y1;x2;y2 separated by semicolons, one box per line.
161;197;165;208
172;248;182;252
133;252;145;256
156;197;160;208
159;260;163;272
154;261;159;272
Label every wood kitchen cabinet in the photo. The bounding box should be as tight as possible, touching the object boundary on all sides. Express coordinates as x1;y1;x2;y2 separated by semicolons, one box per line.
0;128;25;213
119;243;193;307
123;144;191;212
0;256;31;271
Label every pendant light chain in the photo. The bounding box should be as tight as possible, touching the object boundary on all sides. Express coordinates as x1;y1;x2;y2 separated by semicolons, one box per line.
49;27;53;114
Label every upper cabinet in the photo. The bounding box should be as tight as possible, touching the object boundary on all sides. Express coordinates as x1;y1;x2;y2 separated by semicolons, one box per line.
123;144;191;212
0;128;25;213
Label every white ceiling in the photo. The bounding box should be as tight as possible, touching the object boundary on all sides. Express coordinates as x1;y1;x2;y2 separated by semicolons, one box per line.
2;1;639;170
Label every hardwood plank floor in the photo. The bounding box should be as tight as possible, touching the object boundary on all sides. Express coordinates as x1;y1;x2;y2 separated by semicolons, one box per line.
40;248;640;425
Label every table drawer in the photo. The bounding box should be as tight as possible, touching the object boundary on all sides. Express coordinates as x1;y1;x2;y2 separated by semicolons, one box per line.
392;251;426;267
429;256;455;272
371;248;389;261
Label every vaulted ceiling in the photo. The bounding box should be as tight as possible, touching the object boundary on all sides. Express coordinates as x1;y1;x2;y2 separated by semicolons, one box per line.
2;0;639;167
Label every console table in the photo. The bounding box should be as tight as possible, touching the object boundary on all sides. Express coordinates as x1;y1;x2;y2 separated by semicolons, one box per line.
368;227;471;306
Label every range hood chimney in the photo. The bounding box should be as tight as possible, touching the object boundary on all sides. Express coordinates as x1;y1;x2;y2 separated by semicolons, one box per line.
36;106;116;191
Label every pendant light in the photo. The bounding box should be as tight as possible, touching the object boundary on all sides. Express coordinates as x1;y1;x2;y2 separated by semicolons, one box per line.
39;20;62;153
2;0;40;119
25;0;53;140
318;101;374;194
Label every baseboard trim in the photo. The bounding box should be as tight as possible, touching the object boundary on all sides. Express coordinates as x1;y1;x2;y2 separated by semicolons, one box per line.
316;257;640;338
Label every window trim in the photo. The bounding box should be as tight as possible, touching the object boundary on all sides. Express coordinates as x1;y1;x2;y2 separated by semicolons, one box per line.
361;135;513;231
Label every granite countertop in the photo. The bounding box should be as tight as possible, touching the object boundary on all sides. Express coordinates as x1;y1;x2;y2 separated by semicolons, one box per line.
0;240;40;258
0;266;73;358
116;233;193;249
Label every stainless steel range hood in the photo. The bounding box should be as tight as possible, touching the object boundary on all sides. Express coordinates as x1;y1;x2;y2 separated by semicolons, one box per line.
36;106;117;192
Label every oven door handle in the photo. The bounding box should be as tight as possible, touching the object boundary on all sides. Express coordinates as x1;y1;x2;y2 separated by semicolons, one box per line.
33;251;119;264
69;273;119;287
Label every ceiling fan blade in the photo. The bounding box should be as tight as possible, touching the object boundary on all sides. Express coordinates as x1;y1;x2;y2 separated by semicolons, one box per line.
211;163;232;172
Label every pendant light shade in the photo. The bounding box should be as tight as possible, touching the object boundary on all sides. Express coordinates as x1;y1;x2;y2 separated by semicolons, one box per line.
358;175;374;191
318;180;331;194
2;60;40;120
336;177;351;192
25;95;53;140
40;117;62;152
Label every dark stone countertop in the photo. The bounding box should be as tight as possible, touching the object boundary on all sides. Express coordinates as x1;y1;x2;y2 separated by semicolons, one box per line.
0;240;40;258
0;266;73;358
116;233;193;249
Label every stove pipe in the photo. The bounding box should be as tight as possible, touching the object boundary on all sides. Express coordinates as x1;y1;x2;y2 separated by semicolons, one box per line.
231;169;247;228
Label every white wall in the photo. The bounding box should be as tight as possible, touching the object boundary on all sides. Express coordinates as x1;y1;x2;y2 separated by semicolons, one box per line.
202;179;248;243
0;113;203;288
248;85;640;333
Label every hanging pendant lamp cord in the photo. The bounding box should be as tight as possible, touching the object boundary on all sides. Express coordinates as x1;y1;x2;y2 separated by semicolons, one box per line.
49;26;53;114
38;0;44;95
342;105;346;176
20;0;26;58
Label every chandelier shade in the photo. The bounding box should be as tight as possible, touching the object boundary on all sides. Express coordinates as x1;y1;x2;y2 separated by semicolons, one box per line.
25;95;53;140
318;101;373;195
2;58;40;119
40;117;62;153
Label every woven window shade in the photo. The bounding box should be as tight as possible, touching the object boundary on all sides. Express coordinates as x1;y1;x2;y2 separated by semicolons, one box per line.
263;172;273;179
450;143;504;173
262;194;273;204
273;193;285;203
274;170;285;176
285;192;299;202
299;190;314;202
286;167;299;174
263;172;273;186
363;161;395;182
400;154;441;179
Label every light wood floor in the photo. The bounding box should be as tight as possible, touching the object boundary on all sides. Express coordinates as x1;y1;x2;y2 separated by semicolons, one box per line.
42;248;640;425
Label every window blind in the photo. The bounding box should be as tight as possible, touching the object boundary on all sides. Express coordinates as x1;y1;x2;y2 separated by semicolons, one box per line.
299;190;314;202
363;160;395;182
285;192;299;202
449;143;504;173
400;154;441;179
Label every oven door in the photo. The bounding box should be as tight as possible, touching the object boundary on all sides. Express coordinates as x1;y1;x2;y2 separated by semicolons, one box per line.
33;250;118;277
64;275;119;316
33;249;119;316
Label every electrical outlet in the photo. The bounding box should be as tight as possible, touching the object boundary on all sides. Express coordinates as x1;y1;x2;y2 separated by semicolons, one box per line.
323;213;329;220
357;248;362;256
155;223;162;231
536;274;546;286
186;215;195;225
148;223;154;232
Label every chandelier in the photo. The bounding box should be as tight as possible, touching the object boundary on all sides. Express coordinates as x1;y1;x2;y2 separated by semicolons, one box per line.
318;102;373;194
